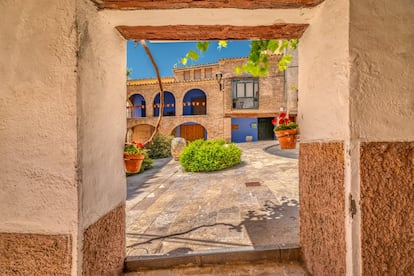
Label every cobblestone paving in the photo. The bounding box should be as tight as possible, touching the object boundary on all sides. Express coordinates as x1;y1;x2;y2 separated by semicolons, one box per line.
126;141;299;257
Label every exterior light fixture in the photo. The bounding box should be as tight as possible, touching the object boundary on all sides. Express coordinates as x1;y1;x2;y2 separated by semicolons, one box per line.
215;71;223;91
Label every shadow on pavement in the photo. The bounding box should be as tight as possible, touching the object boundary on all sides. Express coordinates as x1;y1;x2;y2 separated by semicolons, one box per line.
126;199;299;255
127;157;172;201
264;144;299;159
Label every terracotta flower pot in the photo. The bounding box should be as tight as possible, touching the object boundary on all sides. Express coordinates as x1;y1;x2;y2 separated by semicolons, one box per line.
124;153;145;173
275;129;298;149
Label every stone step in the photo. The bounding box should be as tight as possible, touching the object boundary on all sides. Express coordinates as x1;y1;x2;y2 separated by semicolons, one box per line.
124;244;302;273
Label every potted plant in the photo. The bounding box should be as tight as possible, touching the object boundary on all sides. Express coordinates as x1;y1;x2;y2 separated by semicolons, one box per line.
272;112;299;149
124;141;146;173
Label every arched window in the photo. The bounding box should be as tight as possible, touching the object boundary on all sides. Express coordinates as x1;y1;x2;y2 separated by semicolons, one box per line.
182;89;207;116
129;94;146;118
153;91;176;116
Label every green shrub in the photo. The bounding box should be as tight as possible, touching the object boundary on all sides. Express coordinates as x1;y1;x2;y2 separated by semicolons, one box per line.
180;139;242;172
145;134;174;159
140;152;154;173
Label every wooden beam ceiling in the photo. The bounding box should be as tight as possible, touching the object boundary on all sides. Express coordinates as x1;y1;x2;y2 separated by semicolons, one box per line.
93;0;325;10
116;24;309;41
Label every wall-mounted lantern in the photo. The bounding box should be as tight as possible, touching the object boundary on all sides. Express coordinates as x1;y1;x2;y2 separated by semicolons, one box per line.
215;71;223;91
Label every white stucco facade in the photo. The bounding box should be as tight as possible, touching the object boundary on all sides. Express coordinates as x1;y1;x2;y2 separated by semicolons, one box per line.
0;0;79;273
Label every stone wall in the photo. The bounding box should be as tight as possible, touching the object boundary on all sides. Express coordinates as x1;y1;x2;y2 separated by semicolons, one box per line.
299;142;346;275
0;233;72;275
285;49;299;114
360;142;414;275
220;56;285;116
82;204;125;275
173;64;219;82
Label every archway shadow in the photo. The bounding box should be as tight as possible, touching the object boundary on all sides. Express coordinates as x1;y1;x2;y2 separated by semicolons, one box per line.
126;199;299;253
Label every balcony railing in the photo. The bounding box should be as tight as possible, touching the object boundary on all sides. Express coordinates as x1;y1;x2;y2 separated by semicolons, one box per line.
126;103;207;118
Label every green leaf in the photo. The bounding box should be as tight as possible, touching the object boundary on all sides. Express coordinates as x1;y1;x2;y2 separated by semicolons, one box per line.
288;39;299;50
283;54;293;63
181;57;188;65
267;40;279;52
196;41;210;52
126;68;132;79
279;40;289;52
186;50;199;61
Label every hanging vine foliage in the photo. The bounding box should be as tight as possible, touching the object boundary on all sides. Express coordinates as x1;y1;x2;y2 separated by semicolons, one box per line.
178;39;298;76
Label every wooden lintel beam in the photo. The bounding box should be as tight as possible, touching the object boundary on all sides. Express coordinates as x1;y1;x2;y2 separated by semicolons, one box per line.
116;24;309;41
94;0;325;10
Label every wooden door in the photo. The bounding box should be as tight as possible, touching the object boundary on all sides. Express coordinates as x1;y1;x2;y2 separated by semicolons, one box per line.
180;124;205;141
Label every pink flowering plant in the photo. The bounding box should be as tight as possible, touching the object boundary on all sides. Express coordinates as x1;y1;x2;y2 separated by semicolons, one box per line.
272;112;299;131
124;141;146;155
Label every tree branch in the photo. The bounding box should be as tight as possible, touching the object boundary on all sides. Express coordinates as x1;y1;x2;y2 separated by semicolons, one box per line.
139;40;164;146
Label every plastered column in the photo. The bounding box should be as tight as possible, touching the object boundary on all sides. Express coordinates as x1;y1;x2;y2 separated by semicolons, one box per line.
298;0;351;274
0;0;78;275
76;0;127;274
349;0;414;274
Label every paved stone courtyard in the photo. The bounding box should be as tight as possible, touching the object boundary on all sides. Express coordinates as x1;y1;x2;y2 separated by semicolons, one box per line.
126;141;299;257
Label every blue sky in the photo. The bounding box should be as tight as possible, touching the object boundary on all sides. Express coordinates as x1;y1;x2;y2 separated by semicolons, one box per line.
127;40;252;79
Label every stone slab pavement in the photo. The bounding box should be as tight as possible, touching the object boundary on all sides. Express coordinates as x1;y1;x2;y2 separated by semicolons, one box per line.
126;141;299;257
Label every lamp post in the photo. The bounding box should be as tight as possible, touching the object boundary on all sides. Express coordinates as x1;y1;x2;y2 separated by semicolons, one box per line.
215;71;223;91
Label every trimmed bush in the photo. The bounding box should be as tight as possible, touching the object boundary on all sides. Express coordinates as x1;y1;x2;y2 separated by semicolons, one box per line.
145;134;174;159
180;139;242;172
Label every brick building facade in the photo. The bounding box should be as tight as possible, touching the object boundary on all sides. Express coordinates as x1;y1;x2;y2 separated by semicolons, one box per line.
127;55;298;143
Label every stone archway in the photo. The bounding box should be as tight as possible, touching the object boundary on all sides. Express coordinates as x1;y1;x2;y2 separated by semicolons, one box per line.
80;11;347;275
5;1;413;275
